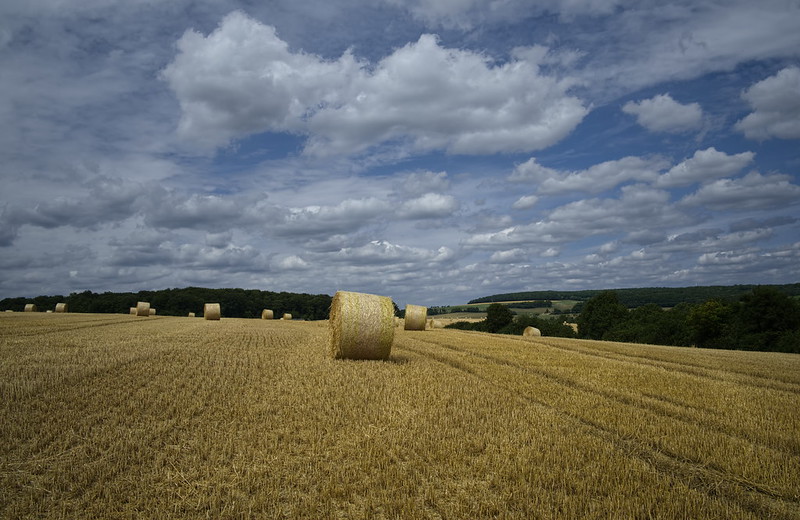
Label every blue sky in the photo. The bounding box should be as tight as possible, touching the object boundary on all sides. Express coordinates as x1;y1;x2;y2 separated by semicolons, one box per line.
1;0;799;306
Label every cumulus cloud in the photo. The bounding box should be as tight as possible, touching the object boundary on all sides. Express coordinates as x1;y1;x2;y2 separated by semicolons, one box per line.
656;147;755;188
331;240;454;265
274;197;386;237
398;193;459;219
163;12;587;156
512;195;538;210
272;255;310;271
466;184;681;249
735;66;800;140
400;171;451;197
509;156;665;194
489;248;528;264
681;171;800;211
622;94;703;133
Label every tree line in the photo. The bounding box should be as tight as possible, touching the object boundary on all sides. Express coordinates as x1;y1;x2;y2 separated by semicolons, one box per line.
468;283;800;308
0;287;333;321
577;287;800;353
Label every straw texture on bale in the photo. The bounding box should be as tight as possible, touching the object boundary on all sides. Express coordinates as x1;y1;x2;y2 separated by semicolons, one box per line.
136;302;150;317
130;307;137;315
262;309;274;320
328;290;394;360
204;303;221;321
282;313;292;320
404;304;428;330
523;326;541;337
149;309;156;316
24;304;37;312
188;312;195;318
55;303;68;313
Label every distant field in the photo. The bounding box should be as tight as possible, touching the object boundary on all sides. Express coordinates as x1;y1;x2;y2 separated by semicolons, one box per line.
1;313;799;519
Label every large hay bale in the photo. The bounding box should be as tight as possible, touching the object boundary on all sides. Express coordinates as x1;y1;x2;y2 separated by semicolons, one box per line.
282;313;292;320
204;303;221;321
130;307;137;315
24;304;37;312
149;309;157;316
523;326;541;337
136;301;150;317
55;303;68;313
188;312;195;318
329;290;394;360
262;309;274;320
404;304;427;330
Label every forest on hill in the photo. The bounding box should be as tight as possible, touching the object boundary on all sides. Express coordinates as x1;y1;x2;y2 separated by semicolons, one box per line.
0;287;332;321
468;283;800;308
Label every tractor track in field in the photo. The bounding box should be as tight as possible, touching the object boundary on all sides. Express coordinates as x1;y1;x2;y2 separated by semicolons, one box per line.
0;316;171;338
531;337;800;395
397;337;800;519
409;336;800;457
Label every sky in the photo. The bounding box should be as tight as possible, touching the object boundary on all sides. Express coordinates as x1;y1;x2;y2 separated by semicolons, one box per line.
1;0;799;307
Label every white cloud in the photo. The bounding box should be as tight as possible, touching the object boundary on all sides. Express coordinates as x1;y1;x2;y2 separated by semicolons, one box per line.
512;195;538;210
275;197;387;237
489;248;528;263
400;171;450;197
163;12;587;156
542;156;664;195
656;147;755;188
331;240;454;265
622;94;703;133
736;66;800;140
399;193;459;219
681;171;800;211
272;255;310;271
510;156;666;194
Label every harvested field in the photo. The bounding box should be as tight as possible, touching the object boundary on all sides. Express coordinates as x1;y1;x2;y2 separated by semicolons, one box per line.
1;313;798;519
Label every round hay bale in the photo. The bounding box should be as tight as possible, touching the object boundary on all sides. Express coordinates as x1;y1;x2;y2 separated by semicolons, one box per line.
282;313;292;320
136;301;150;317
262;309;274;320
149;308;157;316
55;303;68;313
204;303;221;321
394;316;401;327
523;326;541;337
329;290;394;360
130;307;137;315
404;304;427;330
432;319;445;329
46;310;53;313
24;304;37;312
188;312;196;318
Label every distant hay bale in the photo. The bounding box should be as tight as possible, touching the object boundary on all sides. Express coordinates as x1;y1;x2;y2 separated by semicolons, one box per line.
55;303;68;313
136;301;150;317
149;309;157;316
188;312;195;318
130;307;137;315
262;309;274;320
432;319;445;329
46;310;53;313
404;304;427;330
523;326;541;337
282;313;292;320
394;316;401;327
24;304;37;312
328;290;394;360
204;303;221;321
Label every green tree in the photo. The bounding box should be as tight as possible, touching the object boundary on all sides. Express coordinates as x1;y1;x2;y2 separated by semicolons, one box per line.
485;303;514;333
577;290;629;340
687;299;731;348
